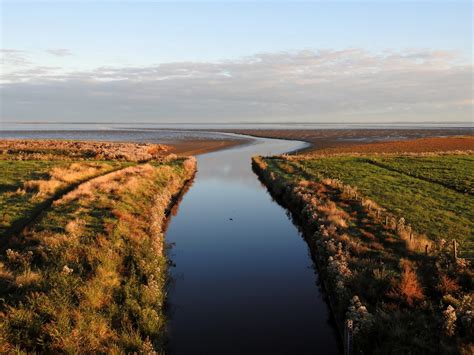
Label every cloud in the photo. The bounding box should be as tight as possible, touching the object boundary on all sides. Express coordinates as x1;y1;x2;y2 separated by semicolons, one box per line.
1;49;31;66
1;49;472;122
45;48;73;57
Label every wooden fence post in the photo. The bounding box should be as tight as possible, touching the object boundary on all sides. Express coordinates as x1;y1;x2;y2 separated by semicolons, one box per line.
425;244;429;256
344;319;353;355
453;240;458;261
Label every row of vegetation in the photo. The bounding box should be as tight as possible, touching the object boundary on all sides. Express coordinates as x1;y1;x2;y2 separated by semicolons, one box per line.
0;139;168;161
0;140;196;352
252;153;473;354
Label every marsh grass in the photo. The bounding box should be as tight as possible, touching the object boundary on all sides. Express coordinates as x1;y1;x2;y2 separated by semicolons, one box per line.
0;157;196;352
0;139;169;161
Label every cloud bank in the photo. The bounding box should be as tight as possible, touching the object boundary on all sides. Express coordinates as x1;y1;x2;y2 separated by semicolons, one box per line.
45;48;73;57
1;49;472;123
1;49;32;67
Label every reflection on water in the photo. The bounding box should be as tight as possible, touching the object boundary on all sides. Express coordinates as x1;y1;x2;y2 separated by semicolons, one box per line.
165;137;340;354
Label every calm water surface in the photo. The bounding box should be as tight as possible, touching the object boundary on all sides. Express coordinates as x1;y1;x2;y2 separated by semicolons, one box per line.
165;137;340;354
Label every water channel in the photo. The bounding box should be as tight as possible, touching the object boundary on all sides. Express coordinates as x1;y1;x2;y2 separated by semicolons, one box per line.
165;136;340;354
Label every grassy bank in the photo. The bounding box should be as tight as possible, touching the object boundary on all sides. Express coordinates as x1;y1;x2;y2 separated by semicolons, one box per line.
0;141;196;352
253;153;473;354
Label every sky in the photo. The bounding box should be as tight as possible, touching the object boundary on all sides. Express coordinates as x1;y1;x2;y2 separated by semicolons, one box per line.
1;0;473;124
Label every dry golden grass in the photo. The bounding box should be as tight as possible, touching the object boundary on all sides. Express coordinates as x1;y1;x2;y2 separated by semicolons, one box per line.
14;270;42;288
19;162;115;200
56;164;157;204
0;263;13;281
0;139;169;161
395;259;425;306
317;201;350;228
437;275;461;294
397;228;433;253
50;163;104;183
65;218;85;237
23;179;63;198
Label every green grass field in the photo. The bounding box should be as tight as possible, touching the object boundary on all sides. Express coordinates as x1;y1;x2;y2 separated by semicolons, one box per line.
275;155;474;247
367;155;474;195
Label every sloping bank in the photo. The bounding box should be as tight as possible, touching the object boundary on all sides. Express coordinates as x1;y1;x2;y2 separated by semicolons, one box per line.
252;156;472;354
0;157;196;353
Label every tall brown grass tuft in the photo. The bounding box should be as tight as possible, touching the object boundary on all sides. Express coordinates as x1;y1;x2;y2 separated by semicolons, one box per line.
50;163;105;183
0;262;13;281
393;259;425;306
317;201;349;228
437;275;461;294
397;228;433;254
23;179;63;198
15;270;42;287
65;218;85;237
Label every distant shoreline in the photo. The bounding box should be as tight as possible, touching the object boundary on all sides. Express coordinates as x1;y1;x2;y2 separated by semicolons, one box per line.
2;121;473;132
1;127;473;155
215;128;474;153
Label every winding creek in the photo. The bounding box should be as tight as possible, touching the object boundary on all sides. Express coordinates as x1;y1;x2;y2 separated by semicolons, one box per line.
165;136;340;354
